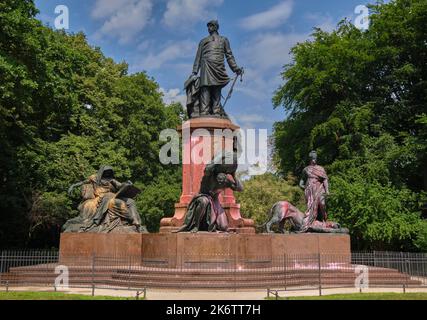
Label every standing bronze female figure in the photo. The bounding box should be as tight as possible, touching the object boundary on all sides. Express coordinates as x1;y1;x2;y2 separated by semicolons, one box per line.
299;151;330;232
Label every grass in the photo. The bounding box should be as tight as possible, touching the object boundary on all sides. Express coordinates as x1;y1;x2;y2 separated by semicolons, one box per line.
267;292;427;300
0;291;140;300
3;290;427;300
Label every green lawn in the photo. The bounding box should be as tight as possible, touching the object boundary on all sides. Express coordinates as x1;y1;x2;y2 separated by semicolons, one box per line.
267;292;427;300
0;291;140;300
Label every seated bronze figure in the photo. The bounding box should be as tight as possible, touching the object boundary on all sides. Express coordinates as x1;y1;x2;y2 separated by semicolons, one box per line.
177;152;243;233
62;166;147;233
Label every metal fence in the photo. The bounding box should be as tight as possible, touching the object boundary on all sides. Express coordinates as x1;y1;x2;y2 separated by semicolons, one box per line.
0;250;426;294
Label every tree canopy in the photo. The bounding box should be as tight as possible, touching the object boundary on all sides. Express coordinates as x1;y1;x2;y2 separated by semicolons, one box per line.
235;173;305;232
0;0;183;248
273;0;427;251
1;0;426;252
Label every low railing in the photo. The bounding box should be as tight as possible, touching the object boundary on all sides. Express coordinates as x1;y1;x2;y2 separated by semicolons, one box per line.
0;250;426;293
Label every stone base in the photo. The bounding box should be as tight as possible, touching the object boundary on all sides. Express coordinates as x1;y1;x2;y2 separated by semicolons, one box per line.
159;116;256;234
159;226;255;234
59;232;350;267
159;203;255;234
59;233;143;260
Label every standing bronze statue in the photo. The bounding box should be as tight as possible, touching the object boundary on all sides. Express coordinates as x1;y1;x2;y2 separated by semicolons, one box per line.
260;151;348;234
185;20;243;119
62;166;148;233
299;150;329;232
177;152;243;233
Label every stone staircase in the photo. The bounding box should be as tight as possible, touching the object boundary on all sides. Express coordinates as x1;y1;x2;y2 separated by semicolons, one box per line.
1;263;423;290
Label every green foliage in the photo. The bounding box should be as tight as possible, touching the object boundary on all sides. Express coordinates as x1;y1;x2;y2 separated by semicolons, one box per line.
268;292;427;300
27;191;75;247
328;176;422;251
136;170;182;232
235;173;305;228
0;291;134;300
272;0;427;251
0;1;183;248
414;220;427;252
274;0;427;181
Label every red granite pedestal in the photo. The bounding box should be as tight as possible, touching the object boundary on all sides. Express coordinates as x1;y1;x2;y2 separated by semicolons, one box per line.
59;232;351;267
159;117;255;233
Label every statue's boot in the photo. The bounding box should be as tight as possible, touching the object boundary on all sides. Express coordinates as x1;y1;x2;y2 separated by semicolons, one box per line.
213;105;229;119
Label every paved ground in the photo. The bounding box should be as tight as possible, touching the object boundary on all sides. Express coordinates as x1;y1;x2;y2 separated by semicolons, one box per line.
2;286;427;300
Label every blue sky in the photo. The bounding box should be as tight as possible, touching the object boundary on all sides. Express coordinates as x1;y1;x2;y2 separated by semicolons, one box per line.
34;0;372;133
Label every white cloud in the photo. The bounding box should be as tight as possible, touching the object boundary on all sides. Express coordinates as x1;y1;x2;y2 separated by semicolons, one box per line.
239;0;294;31
92;0;129;19
305;12;337;33
138;40;196;70
236;32;308;103
238;114;266;124
237;14;338;103
137;40;154;52
234;112;270;131
159;88;187;106
169;62;193;73
92;0;153;44
232;108;277;132
163;0;223;28
241;32;306;73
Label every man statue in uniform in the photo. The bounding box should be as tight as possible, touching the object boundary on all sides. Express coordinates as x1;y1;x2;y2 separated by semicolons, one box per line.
185;20;243;118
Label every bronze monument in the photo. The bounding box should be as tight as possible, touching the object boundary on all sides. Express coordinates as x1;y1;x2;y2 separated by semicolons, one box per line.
185;20;243;119
176;151;243;233
262;151;348;234
63;166;147;233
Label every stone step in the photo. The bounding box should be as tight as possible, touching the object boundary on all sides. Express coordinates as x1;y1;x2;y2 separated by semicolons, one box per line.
8;262;405;271
3;268;412;281
2;263;423;289
3;269;410;281
2;277;421;289
2;272;419;287
90;279;424;289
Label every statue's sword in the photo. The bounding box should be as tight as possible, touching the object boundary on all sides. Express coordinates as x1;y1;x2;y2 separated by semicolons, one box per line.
223;68;244;108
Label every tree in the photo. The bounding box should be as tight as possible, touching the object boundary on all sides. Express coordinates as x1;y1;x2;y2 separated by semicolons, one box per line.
136;171;182;232
328;175;422;251
0;1;183;248
235;173;305;229
272;0;427;251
